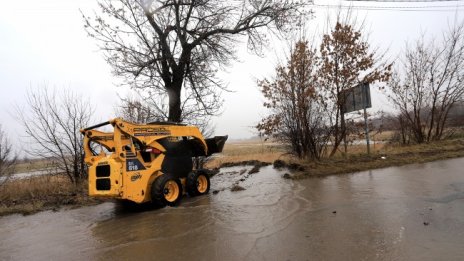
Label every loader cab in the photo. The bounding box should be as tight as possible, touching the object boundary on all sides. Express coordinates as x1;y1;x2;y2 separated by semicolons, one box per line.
157;137;194;178
124;139;162;164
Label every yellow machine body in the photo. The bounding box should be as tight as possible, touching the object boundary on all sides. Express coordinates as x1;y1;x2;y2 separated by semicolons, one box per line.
80;118;225;204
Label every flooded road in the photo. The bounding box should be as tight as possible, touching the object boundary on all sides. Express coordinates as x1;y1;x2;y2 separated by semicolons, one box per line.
1;158;464;260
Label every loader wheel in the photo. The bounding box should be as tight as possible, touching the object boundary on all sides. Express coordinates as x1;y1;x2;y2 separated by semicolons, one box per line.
151;174;183;207
187;170;210;196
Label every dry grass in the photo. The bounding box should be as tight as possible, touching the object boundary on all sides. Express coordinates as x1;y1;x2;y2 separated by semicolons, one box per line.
0;175;100;216
205;141;287;168
324;142;388;158
13;158;56;174
369;130;396;142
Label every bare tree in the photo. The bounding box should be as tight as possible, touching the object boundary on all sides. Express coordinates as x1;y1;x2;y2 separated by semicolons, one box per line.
116;92;216;132
318;18;392;156
0;125;17;185
389;21;464;143
257;40;331;160
117;94;162;123
17;88;93;184
83;0;309;122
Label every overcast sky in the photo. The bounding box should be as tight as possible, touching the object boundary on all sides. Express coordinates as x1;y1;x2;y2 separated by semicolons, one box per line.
0;0;463;151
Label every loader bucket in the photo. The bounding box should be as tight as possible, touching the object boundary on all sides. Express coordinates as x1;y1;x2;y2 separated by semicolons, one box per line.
205;135;228;156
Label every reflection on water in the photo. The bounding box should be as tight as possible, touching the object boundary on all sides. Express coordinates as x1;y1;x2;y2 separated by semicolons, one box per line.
1;159;464;260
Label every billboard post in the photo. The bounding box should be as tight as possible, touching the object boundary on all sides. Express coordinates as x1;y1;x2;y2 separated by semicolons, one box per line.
361;84;371;155
340;83;371;155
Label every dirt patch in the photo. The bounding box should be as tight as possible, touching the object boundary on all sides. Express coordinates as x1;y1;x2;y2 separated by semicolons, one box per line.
248;165;261;174
273;159;286;168
206;168;221;178
273;159;305;171
230;185;246;192
220;160;271;168
209;160;271;179
282;173;292;179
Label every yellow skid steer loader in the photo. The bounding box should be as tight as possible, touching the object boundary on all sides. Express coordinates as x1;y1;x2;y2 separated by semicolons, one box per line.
80;118;227;207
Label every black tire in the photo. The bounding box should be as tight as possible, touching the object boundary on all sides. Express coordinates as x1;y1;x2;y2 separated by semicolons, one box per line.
187;170;211;197
151;174;183;207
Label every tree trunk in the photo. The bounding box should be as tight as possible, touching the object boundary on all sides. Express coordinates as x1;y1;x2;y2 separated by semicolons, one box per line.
341;112;347;154
167;86;182;122
329;107;342;157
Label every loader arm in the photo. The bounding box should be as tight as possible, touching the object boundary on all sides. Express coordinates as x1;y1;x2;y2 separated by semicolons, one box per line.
110;118;209;156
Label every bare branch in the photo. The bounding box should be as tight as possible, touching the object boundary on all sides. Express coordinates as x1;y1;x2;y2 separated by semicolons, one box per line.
16;87;93;183
0;125;17;186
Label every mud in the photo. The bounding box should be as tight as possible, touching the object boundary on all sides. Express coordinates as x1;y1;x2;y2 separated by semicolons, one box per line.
273;159;306;171
247;165;261;174
219;160;271;168
1;158;464;260
230;184;246;192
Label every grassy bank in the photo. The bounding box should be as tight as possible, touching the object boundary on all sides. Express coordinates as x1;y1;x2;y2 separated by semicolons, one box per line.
207;137;464;179
290;138;464;179
0;175;101;216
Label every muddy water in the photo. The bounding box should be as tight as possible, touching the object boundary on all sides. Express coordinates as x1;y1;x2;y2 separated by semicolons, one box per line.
1;158;464;260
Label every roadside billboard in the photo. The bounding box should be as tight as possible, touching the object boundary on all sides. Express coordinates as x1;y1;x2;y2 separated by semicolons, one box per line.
340;83;371;113
339;82;372;154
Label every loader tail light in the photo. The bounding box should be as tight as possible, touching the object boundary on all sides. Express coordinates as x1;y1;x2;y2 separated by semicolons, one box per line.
145;148;162;154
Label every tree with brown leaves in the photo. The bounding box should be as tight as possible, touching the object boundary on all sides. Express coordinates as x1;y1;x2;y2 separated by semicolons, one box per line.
257;40;331;160
319;21;392;156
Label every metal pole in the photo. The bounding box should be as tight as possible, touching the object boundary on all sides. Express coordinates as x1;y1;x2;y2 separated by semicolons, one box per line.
362;83;371;155
363;107;370;155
